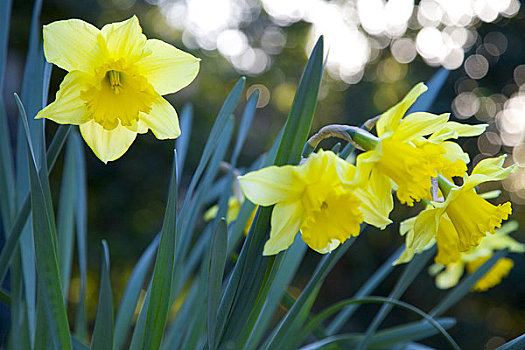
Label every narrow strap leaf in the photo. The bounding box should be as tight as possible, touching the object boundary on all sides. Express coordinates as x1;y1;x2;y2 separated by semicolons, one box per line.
91;240;114;350
143;151;178;350
207;218;228;350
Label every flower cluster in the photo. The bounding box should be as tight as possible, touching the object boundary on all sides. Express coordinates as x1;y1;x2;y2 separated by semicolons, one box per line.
238;83;522;290
37;16;521;291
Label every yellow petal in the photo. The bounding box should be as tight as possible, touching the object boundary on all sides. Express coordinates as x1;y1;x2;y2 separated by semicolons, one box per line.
445;188;512;251
435;263;464;289
464;155;517;190
43;19;102;72
468;257;514;291
429;122;488;142
301;188;363;252
355;169;393;229
314;239;341;254
393;112;449;141
80;120;137;163
376;83;427;137
136;39;200;95
100;16;147;62
239;166;303;206
394;247;416;265
434;215;462;265
263;202;304;255
140;95;181;139
412;208;441;250
35;71;91;125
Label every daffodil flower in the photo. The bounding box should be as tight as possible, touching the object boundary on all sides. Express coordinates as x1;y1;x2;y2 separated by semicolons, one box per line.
407;155;516;263
415;121;488;181
36;16;200;162
239;150;387;255
431;221;525;291
355;83;451;213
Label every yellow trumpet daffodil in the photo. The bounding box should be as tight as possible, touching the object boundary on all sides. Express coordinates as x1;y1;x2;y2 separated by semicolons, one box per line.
355;83;488;221
432;221;524;291
239;150;387;255
355;83;450;214
408;155;516;264
36;16;200;162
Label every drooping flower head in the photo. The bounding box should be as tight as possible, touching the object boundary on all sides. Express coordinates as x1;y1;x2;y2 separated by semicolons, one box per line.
431;221;525;291
239;150;388;255
353;84;485;220
36;16;200;162
407;156;516;264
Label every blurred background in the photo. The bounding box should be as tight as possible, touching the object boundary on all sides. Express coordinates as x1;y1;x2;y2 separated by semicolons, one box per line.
4;0;525;348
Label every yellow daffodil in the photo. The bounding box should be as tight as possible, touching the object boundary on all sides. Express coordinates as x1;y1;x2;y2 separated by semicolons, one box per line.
204;197;256;235
431;221;524;291
408;155;516;264
239;150;388;255
416;121;488;181
36;16;200;162
355;83;452;214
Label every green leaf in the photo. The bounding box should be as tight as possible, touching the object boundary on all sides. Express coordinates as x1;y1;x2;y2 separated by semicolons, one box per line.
34;288;52;350
18;95;72;350
0;0;14;233
171;118;234;302
497;334;525;350
160;279;200;350
70;128;89;341
407;68;449;114
298;297;459;350
297;318;455;350
216;36;324;348
113;236;159;350
0;0;12;84
129;285;150;350
143;152;178;350
430;249;507;318
274;36;324;166
91;240;114;350
0;125;70;286
356;246;436;350
183;78;245;201
263;236;357;350
328;246;403;334
57;137;78;300
241;237;307;350
175;104;193;183
207;219;228;350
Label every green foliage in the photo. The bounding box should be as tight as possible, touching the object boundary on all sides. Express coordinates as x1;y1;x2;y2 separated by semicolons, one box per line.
1;4;523;349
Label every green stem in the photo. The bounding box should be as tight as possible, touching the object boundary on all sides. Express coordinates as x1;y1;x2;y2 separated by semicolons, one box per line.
437;174;455;198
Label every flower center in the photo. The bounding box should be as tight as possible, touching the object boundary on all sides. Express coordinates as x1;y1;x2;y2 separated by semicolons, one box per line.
81;67;157;130
106;70;122;95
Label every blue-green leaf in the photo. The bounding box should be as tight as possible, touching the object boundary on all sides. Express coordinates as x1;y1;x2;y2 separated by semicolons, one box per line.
113;236;159;350
207;219;228;350
356;247;436;350
91;240;114;350
328;246;403;334
57;137;78;300
143;152;178;350
497;334;525;350
18;95;72;350
176;104;193;183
